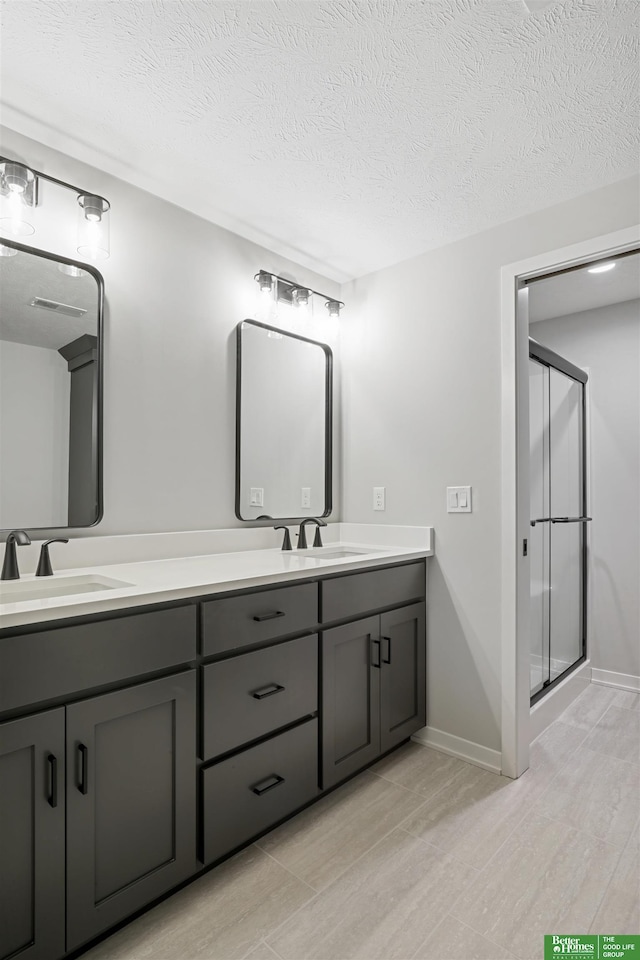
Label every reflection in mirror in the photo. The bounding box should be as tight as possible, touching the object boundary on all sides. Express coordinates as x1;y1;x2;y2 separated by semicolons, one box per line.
236;319;332;522
0;240;102;531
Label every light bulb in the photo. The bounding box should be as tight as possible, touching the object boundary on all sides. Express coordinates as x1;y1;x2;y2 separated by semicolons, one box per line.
587;262;616;274
0;243;17;257
77;193;110;260
0;161;36;236
293;287;311;307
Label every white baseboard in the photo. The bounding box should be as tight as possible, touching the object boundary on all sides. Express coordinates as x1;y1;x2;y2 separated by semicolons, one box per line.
412;726;502;775
529;660;591;742
591;668;640;694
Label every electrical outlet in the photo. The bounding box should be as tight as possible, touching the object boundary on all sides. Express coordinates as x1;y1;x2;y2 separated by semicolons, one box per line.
301;487;311;509
373;486;386;511
447;486;472;513
249;487;264;507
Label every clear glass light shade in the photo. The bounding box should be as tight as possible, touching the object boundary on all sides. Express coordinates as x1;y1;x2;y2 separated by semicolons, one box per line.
77;194;110;260
0;161;36;237
325;300;342;319
293;287;311;307
0;242;18;257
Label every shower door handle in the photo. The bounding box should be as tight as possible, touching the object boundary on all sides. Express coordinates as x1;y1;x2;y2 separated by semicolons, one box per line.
530;516;592;526
550;517;592;524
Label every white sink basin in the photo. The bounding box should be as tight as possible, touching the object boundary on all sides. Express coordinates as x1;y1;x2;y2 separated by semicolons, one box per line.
0;574;133;604
292;548;373;561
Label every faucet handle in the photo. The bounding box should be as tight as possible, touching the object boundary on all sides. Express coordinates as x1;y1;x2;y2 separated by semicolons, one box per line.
36;538;69;577
313;525;324;548
274;526;292;551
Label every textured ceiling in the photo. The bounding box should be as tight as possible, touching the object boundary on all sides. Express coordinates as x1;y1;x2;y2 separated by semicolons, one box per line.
0;0;638;280
529;251;640;322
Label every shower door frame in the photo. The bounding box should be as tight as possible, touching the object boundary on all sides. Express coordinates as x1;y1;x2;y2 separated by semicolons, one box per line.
528;339;588;706
500;225;640;780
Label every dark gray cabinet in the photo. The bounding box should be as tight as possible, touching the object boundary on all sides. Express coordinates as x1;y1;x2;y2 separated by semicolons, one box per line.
379;604;426;753
322;602;426;789
321;616;381;789
0;558;427;960
201;634;318;760
0;710;65;960
65;671;197;952
201;719;319;864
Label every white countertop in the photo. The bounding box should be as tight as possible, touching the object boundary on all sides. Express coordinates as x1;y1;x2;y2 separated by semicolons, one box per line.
0;525;433;629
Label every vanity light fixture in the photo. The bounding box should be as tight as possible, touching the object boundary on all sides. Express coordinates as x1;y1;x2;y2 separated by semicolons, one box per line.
292;286;311;307
254;270;344;320
256;270;274;293
77;193;110;261
587;261;616;274
0;242;18;257
0;160;37;236
0;154;111;261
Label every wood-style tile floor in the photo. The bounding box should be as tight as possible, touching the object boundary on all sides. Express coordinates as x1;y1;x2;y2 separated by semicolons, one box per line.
83;684;640;960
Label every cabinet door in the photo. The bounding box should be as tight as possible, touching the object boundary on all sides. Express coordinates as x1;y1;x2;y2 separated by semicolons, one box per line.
321;617;380;789
380;603;426;753
0;709;65;960
66;671;197;952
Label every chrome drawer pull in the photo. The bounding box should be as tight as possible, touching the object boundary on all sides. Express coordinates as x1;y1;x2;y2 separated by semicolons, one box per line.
252;611;286;622
251;774;285;796
251;683;285;700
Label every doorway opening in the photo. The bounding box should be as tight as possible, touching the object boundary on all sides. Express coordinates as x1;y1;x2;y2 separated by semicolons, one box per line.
500;226;640;779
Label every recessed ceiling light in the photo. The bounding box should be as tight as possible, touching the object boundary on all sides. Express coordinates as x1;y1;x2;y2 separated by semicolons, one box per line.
587;262;616;274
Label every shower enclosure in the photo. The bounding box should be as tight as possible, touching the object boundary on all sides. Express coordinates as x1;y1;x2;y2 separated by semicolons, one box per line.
529;339;590;703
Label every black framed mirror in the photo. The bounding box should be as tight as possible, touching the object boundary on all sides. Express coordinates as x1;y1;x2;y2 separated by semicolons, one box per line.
236;319;332;522
0;238;103;533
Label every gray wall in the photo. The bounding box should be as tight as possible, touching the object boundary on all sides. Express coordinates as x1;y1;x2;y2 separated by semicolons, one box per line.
0;339;70;528
0;126;340;535
532;299;640;681
340;176;640;753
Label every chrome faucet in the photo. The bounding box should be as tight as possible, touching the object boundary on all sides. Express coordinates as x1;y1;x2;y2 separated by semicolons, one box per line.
297;518;327;549
1;530;31;580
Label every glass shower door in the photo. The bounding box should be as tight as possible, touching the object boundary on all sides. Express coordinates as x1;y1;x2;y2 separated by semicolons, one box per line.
529;341;588;702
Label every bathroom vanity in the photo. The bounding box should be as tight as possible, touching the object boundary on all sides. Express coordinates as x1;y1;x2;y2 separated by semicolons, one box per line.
0;547;428;960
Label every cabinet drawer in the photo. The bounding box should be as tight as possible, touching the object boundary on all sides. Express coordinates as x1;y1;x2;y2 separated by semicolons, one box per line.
201;719;319;864
202;635;318;760
0;605;197;714
201;582;318;657
321;562;425;623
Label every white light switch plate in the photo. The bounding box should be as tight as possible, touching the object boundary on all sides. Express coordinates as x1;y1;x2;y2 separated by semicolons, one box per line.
447;486;472;513
301;487;311;509
249;487;264;507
